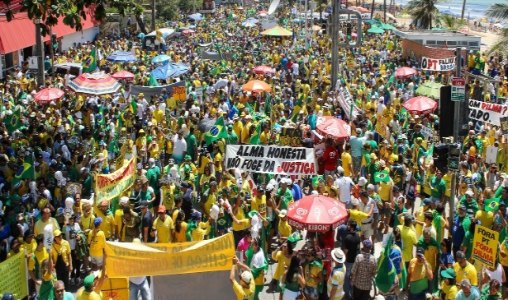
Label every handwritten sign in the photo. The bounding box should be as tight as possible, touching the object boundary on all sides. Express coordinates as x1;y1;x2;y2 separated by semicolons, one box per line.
421;56;455;72
468;99;508;126
472;225;498;268
280;128;302;147
0;252;28;299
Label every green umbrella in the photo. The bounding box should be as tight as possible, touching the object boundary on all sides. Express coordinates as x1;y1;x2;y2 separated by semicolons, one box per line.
380;23;396;30
367;26;385;34
366;19;381;25
416;81;443;99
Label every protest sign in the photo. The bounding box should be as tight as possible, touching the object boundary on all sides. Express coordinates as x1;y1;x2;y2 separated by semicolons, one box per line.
101;278;129;300
421;56;455;71
130;80;185;99
94;156;136;203
472;225;498;268
225;145;317;175
105;233;234;277
280;127;302;146
0;252;28;299
468;99;508;126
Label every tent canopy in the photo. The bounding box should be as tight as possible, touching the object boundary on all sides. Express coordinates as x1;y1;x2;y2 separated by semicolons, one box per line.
260;25;292;37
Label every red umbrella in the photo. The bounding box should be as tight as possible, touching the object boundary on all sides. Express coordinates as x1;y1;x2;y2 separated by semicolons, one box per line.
316;116;351;141
403;96;438;114
287;195;348;232
34;87;64;104
253;65;275;75
182;29;195;35
395;66;417;78
112;70;135;80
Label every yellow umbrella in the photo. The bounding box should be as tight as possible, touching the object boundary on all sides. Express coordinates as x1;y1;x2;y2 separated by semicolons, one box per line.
260;25;293;37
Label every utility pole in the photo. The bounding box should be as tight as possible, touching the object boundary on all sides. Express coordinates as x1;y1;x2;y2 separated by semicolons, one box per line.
453;47;462;141
460;0;466;19
151;0;156;31
331;0;340;90
304;0;309;48
34;19;45;87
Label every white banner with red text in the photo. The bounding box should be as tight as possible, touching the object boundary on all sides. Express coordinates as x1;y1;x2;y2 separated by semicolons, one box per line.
225;145;317;175
421;56;455;72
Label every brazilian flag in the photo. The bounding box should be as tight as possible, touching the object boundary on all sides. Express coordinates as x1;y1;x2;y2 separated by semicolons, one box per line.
375;235;397;293
374;170;391;183
5;109;22;134
82;47;97;73
204;117;228;145
485;197;500;212
249;122;261;145
15;154;35;180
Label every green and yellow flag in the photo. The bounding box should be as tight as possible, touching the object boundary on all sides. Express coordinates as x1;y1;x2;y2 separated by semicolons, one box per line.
82;47;97;73
204;117;228;145
15;154;35;181
5;109;22;134
375;235;397;293
249;122;261;145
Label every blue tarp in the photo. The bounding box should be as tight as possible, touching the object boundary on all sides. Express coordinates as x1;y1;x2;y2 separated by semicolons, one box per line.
151;63;190;79
106;51;138;62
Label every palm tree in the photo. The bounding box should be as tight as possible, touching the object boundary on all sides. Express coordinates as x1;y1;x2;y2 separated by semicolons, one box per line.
486;3;508;52
406;0;438;29
436;14;466;30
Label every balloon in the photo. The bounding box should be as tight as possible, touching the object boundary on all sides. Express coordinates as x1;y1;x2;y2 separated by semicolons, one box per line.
64;197;74;218
43;224;54;250
210;204;220;220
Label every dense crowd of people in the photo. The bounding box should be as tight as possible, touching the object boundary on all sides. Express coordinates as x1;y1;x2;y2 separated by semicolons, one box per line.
1;1;508;300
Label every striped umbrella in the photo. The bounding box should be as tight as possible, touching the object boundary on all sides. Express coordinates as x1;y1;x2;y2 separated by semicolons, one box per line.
112;70;135;80
68;72;121;95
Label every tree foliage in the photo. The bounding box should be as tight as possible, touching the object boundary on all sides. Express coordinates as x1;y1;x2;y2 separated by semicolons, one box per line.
486;3;508;53
406;0;439;29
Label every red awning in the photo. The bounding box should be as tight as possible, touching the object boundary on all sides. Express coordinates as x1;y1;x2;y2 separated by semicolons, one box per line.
0;11;97;54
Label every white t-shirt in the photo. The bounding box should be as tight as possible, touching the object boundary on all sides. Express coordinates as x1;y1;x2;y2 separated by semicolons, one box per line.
250;250;266;269
172;136;187;157
334;176;354;204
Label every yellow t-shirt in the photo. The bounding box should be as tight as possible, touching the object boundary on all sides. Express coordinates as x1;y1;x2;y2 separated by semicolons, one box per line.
28;247;49;272
475;210;493;229
232;278;255;300
88;230;106;257
251;195;267;217
398;225;417;262
453;261;478;286
94;209;115;239
232;207;250;232
441;282;458;300
76;288;102;300
349;209;369;225
51;240;71;266
174;222;188;243
341;152;352;177
34;218;60;237
272;250;291;281
378;180;393;202
278;219;292;239
153;216;174;243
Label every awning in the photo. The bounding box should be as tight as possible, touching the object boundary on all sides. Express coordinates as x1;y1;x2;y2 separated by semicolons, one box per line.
0;12;97;54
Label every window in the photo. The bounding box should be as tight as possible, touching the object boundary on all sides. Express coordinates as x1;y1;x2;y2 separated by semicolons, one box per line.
437;40;446;45
447;41;457;45
426;40;436;45
469;41;479;47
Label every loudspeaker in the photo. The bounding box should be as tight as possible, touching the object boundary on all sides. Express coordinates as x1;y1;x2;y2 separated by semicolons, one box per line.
439;86;454;138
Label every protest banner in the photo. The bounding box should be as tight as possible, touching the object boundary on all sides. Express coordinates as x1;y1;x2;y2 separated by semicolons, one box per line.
94;156;136;203
101;278;129;300
172;85;187;101
468;99;508;126
225;145;318;175
472;225;498;268
280;127;303;146
105;233;234;277
0;252;28;299
130;80;185;99
421;56;455;71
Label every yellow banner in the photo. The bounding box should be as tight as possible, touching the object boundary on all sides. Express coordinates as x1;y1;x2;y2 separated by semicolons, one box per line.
0;252;28;299
472;225;498;268
105;233;234;277
102;278;129;300
95;156;136;202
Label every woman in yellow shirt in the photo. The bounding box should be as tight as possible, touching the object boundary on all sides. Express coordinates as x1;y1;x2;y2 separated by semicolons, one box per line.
174;211;188;243
440;268;458;300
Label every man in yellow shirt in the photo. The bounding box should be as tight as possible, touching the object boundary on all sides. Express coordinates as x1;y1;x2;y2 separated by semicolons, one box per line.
28;235;49;286
398;215;417;269
341;145;353;177
152;205;175;243
94;200;116;240
348;198;371;225
230;257;255;300
34;207;60;236
277;210;292;241
88;218;106;269
453;250;478;286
